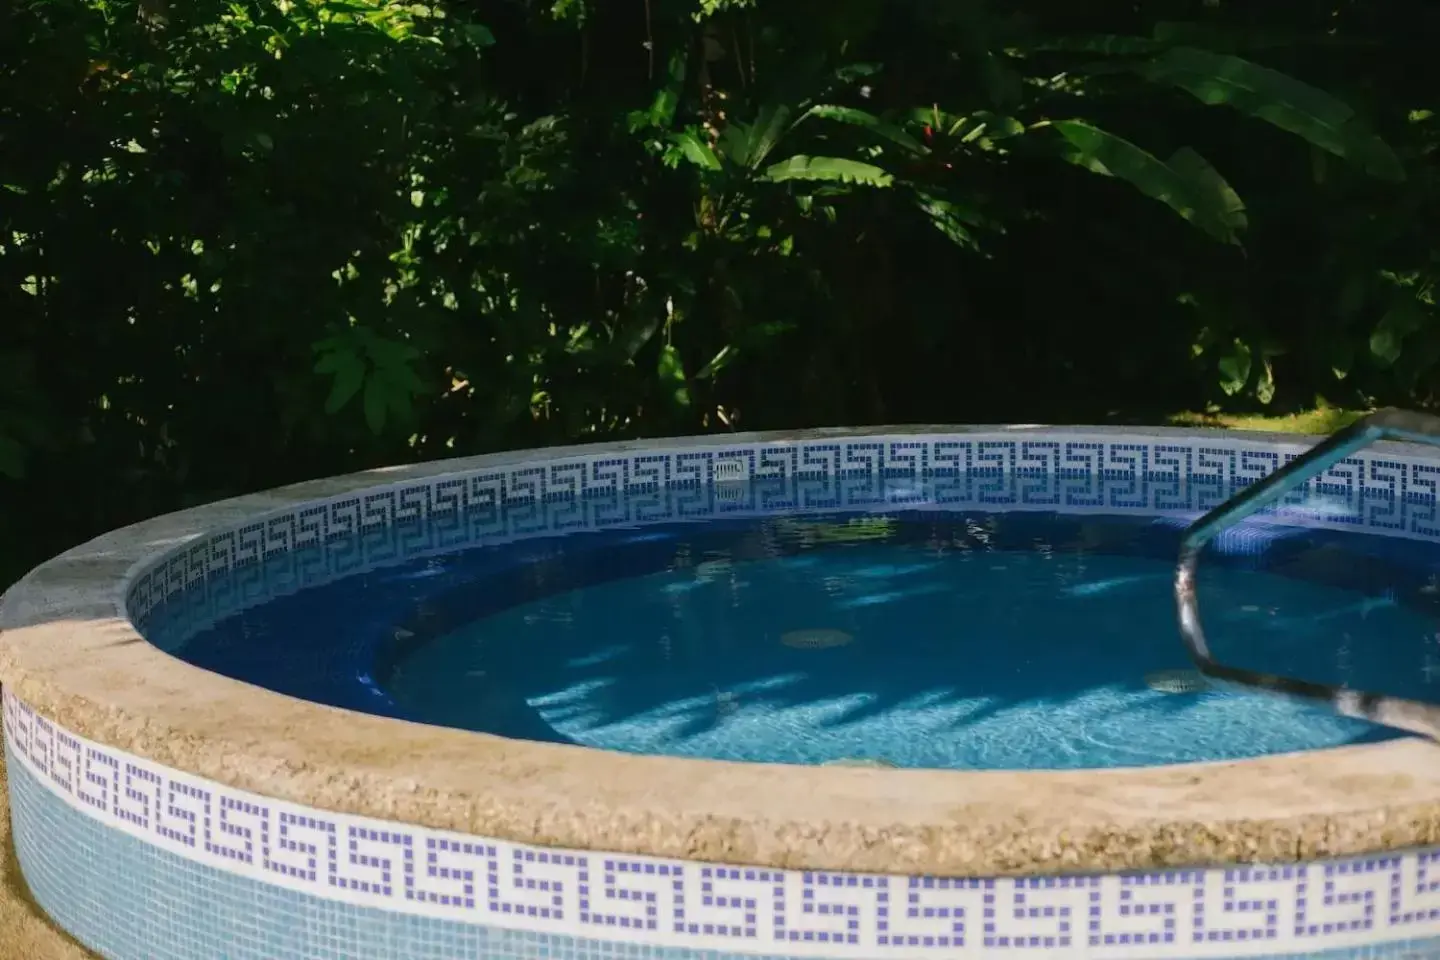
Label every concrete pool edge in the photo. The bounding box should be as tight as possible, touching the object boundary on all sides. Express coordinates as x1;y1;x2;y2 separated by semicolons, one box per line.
6;424;1440;880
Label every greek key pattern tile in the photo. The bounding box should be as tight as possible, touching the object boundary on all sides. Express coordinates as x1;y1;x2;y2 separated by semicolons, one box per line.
5;689;1440;959
124;432;1440;647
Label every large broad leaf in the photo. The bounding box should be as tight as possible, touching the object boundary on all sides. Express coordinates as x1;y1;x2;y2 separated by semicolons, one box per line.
1138;47;1405;182
669;131;722;171
723;103;796;170
800;105;929;156
1168;146;1248;234
912;191;982;250
1051;121;1245;243
760;156;895;187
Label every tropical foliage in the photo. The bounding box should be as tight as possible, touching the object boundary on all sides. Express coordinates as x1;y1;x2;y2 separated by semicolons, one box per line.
1;0;1437;582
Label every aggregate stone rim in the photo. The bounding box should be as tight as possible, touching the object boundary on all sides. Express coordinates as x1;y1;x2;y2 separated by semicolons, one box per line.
4;423;1440;877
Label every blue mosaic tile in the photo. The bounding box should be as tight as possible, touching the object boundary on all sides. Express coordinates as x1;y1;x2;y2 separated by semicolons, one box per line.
124;433;1440;651
14;430;1440;958
9;691;1440;959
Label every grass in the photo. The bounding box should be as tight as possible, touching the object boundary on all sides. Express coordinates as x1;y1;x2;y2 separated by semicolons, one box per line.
1165;405;1372;436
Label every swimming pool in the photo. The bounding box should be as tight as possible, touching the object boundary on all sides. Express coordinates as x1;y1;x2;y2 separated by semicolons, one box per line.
171;501;1437;770
7;424;1440;959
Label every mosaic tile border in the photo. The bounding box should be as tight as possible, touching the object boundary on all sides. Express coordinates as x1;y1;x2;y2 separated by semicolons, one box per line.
123;431;1440;648
12;745;1440;960
8;688;1440;960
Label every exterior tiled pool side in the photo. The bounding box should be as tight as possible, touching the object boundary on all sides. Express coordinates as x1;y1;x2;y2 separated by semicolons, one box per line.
11;428;1440;958
8;691;1440;960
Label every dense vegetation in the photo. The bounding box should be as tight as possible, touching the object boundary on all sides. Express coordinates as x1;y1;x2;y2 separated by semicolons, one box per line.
1;0;1436;583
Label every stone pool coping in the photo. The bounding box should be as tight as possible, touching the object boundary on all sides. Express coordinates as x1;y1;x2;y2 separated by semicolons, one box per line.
5;423;1440;877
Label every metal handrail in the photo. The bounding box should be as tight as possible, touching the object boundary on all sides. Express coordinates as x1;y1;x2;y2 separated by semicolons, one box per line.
1175;407;1440;742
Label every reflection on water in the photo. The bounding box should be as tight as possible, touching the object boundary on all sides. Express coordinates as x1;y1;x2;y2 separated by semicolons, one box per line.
381;514;1436;769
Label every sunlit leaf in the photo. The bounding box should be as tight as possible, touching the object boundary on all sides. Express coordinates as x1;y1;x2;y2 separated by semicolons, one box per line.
670;132;722;171
760;156;894;187
694;345;738;380
801;105;928;155
1255;358;1276;404
1218;339;1253;395
657;344;691;406
913;191;980;250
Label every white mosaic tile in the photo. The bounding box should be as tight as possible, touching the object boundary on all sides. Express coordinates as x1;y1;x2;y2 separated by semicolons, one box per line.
7;688;1440;958
124;431;1440;648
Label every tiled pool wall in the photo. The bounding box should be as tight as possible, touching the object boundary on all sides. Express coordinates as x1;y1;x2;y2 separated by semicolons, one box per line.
11;428;1440;959
127;431;1440;648
8;689;1440;960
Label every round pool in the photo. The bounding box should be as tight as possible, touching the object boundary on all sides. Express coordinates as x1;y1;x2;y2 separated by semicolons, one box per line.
172;504;1436;770
7;425;1440;960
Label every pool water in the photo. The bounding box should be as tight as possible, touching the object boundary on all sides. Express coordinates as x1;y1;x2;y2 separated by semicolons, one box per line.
167;505;1440;770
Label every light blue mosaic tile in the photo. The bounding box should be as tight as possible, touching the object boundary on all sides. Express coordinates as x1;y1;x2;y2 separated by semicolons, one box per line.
6;738;825;960
7;737;1440;960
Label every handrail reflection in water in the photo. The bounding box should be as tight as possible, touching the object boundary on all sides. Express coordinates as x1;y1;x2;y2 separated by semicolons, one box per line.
1175;408;1440;742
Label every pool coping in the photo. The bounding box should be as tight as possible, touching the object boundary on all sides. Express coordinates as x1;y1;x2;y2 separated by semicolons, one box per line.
5;423;1440;877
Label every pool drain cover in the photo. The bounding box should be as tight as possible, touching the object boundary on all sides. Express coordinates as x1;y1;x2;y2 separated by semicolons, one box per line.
1145;668;1210;694
780;628;853;650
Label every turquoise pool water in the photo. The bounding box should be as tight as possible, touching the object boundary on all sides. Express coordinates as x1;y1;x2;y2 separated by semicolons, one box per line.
167;504;1440;770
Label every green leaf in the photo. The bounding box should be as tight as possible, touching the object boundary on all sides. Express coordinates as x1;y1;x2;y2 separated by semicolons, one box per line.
737;103;795;170
1168;146;1248;234
322;353;367;414
694;345;738;380
1138;47;1405;182
1051;121;1244;243
631;49;687;131
1218;340;1253;395
463;23;496;47
657;344;691;406
670;132;722;171
760;156;894;187
362;376;389;433
1370;297;1428;367
1255;358;1276;404
913;191;980;250
970;111;1027;141
801;105;928;155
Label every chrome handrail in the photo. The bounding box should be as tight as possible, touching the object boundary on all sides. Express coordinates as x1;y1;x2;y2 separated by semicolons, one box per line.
1175;407;1440;742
